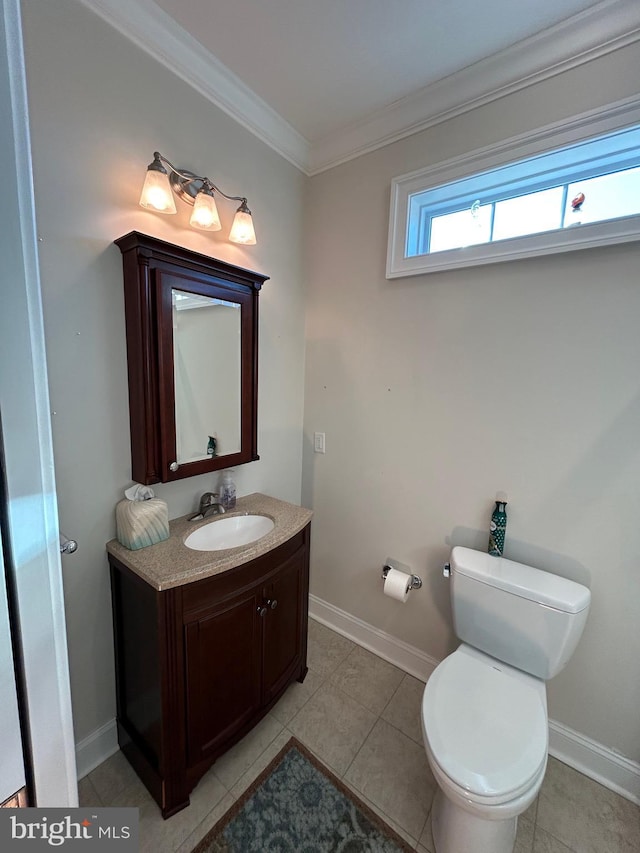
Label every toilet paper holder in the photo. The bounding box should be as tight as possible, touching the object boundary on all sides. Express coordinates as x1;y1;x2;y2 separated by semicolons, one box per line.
382;560;423;590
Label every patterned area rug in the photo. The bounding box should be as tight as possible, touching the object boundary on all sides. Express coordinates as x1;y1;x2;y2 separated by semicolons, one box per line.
192;737;414;852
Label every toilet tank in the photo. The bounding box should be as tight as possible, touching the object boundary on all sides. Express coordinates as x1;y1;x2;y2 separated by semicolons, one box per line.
450;546;591;679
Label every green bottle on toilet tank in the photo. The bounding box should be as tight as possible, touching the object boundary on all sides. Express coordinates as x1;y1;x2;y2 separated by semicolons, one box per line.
488;495;508;557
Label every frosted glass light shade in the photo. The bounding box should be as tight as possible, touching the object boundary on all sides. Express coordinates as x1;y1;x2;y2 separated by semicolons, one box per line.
138;152;257;244
190;190;222;231
229;207;257;245
139;169;177;213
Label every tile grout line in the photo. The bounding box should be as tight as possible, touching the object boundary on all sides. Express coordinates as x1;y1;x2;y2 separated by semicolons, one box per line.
329;673;432;848
531;820;580;853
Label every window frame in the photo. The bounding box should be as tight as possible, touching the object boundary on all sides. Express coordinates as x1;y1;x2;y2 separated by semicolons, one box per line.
386;95;640;278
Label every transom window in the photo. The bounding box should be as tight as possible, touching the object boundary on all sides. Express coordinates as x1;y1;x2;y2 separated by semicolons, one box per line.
387;99;640;277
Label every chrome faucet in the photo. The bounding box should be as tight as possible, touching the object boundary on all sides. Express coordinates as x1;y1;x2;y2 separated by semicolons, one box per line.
188;492;226;521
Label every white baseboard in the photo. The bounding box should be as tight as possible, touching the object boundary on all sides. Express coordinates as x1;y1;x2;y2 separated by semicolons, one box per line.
309;593;640;806
309;593;439;682
549;720;640;806
75;718;119;781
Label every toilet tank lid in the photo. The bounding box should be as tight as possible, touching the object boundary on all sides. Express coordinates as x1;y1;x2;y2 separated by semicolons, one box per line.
451;547;591;614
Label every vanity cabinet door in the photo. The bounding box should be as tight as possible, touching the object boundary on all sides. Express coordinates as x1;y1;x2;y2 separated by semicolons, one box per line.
184;586;262;767
261;547;308;706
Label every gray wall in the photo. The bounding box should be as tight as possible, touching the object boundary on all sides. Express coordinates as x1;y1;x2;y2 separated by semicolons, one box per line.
20;0;307;745
303;43;640;762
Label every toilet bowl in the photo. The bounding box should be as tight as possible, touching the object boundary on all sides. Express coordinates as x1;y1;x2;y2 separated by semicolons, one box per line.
422;644;548;853
420;547;590;853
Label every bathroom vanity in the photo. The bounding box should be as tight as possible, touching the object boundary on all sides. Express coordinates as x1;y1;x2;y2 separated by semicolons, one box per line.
107;493;311;818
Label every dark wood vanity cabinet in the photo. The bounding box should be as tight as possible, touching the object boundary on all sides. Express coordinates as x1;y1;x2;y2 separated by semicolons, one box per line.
109;524;310;818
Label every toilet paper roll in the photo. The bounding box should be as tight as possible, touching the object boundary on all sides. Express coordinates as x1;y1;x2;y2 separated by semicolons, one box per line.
384;567;412;603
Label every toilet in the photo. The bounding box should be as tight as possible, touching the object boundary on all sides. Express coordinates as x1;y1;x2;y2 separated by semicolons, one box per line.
421;546;590;853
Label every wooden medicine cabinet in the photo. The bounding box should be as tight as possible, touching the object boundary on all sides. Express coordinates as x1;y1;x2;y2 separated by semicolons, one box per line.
116;232;268;484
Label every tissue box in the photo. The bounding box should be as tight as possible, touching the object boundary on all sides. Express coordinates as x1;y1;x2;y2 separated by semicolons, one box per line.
115;498;169;550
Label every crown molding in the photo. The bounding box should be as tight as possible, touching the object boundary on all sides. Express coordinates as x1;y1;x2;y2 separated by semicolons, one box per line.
308;0;640;174
77;0;312;173
78;0;640;177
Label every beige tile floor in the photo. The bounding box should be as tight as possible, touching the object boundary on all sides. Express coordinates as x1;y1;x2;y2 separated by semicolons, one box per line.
80;620;640;852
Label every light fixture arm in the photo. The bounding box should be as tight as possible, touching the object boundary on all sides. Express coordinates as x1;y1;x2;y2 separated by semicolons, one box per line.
152;151;247;206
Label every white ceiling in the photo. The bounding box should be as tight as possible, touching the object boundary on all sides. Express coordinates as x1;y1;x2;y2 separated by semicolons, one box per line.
81;0;640;173
152;0;603;142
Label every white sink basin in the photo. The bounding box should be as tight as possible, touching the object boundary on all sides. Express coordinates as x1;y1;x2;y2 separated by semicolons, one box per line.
185;514;275;551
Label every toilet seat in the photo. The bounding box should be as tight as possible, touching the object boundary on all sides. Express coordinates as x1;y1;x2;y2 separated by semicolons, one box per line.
422;645;548;805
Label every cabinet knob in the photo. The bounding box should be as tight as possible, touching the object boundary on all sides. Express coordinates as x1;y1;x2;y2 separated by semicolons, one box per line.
257;605;268;617
267;598;278;610
169;462;179;472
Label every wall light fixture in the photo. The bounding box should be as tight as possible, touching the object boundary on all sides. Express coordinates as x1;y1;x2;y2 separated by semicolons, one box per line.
139;151;257;245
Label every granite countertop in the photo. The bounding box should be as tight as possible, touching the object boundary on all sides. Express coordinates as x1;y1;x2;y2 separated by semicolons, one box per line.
106;492;312;591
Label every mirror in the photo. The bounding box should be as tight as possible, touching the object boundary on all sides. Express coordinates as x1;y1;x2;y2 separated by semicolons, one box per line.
172;290;242;463
116;232;268;484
